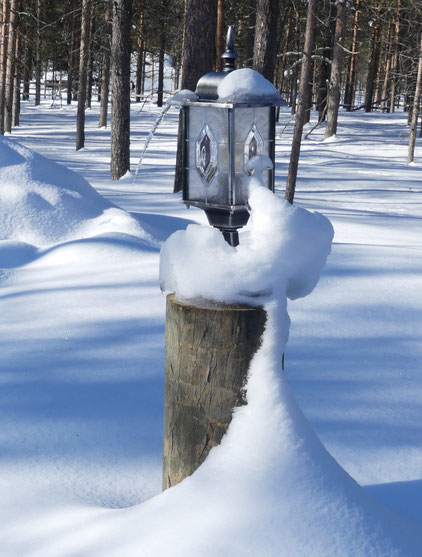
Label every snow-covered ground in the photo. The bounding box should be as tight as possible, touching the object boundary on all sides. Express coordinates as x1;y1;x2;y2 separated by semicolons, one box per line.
0;96;421;555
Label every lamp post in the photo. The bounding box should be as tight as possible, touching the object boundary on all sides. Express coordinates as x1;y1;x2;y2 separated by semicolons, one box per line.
162;28;286;492
179;27;285;246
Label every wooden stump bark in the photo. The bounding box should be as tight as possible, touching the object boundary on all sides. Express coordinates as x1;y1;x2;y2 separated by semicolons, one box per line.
163;294;266;491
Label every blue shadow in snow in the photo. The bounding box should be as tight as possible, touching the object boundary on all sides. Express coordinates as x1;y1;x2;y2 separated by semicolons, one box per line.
366;480;422;523
132;212;196;242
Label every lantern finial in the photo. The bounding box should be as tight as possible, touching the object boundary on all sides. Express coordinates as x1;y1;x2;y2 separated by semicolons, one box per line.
221;26;238;73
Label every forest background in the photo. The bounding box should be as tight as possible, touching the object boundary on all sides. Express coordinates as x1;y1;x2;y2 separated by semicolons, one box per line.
1;0;422;188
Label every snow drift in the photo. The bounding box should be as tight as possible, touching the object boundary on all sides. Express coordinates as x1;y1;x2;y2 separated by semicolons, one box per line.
0;135;149;248
155;156;421;556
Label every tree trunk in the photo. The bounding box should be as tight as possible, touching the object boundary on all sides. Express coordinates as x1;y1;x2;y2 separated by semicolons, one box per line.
86;7;94;109
157;0;167;107
110;0;132;180
364;2;381;113
277;6;292;98
76;0;91;150
381;19;393;112
162;295;266;490
389;0;401;113
12;14;20;127
344;0;360;111
150;52;154;97
374;26;386;107
304;58;314;125
174;0;218;192
285;0;316;205
0;0;9;134
98;0;111;128
244;4;256;68
316;1;335;122
407;32;422;164
4;0;17;133
141;47;146;95
253;0;280;82
34;0;41;106
325;0;347;139
67;0;76;104
215;0;224;71
22;19;31;101
135;6;144;102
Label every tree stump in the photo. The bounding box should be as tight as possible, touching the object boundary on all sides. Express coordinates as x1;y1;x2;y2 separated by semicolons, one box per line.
162;294;266;490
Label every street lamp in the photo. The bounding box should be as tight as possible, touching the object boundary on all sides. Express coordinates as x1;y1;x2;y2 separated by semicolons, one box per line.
179;27;286;247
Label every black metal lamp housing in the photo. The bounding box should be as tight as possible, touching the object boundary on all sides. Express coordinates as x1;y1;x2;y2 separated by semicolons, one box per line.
180;27;286;247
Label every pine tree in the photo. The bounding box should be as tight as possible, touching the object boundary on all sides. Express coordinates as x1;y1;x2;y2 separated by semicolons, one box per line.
76;0;91;150
325;0;347;139
253;0;280;82
110;0;132;180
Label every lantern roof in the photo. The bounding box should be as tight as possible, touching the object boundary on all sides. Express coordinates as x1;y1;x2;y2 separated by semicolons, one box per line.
217;68;287;106
194;27;286;106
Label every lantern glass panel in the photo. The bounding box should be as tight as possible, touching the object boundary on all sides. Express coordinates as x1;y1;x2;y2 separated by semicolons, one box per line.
254;106;271;139
185;104;231;207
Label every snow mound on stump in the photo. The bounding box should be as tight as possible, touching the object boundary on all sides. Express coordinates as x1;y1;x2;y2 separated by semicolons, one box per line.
154;157;421;556
160;156;333;303
217;68;286;105
0;136;148;246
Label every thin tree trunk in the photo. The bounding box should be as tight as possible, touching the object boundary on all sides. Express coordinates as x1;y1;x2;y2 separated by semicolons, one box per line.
344;0;360;111
374;27;386;107
110;0;132;180
135;5;144;102
141;47;146;95
0;0;9;134
325;0;347;139
285;0;316;204
389;0;401;113
304;58;313;125
253;0;280;82
316;1;335;122
150;52;154;98
67;0;76;104
244;5;256;68
381;19;393;112
43;59;47;98
157;0;167;107
76;0;91;150
215;0;224;71
12;14;20;127
34;0;41;105
407;32;422;164
22;19;31;101
98;0;111;128
364;2;381;112
277;6;292;97
86;6;94;109
4;0;18;133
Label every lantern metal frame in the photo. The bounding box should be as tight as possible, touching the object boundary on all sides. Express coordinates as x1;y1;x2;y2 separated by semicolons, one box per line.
178;26;283;247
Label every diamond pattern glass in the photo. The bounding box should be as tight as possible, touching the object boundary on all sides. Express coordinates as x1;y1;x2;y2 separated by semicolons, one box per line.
244;124;264;168
196;124;218;184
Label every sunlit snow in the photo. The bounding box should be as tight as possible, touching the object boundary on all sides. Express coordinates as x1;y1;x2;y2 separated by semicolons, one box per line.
0;96;421;556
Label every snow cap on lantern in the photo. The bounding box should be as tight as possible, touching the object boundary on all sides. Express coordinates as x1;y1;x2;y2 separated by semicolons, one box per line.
176;26;286;247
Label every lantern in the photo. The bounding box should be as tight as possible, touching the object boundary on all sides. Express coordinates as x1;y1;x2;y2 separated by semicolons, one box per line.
179;27;286;246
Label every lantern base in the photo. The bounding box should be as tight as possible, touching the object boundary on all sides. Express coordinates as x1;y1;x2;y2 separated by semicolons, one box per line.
221;229;239;247
204;206;250;229
203;207;250;247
